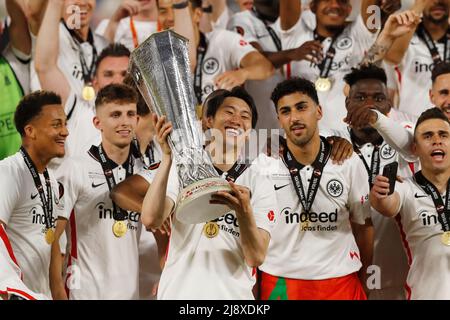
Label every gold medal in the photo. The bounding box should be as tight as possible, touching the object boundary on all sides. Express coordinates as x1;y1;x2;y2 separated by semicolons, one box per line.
45;228;55;245
315;77;332;92
112;220;128;238
82;84;96;101
441;231;450;246
203;222;219;238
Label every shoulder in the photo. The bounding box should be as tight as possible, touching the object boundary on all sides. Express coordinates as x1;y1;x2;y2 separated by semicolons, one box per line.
0;153;24;177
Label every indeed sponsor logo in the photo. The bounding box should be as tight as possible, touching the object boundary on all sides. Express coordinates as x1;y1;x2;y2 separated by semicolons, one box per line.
95;202;140;230
29;206;56;228
282;207;338;224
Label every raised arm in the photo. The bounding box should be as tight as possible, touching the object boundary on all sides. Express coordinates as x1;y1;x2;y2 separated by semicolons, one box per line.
101;0;141;43
111;175;151;213
280;0;301;31
214;51;274;90
173;0;198;73
6;0;31;55
141;115;175;229
384;0;427;65
24;0;48;35
360;10;421;66
34;0;70;105
369;175;401;217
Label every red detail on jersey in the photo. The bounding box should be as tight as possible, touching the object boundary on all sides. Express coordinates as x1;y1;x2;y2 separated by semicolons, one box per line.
267;211;275;222
252;267;256;276
286;63;292;79
0;224;21;275
3;287;37;300
236;26;245;36
360;196;365;204
395;65;402;85
239;39;248;46
349;251;360;260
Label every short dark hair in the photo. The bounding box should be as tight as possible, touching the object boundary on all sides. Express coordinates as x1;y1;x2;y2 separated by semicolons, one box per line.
204;87;258;128
14;91;62;137
431;62;450;83
123;74;150;116
271;77;319;108
95;43;131;73
414;107;450;137
344;64;387;87
95;83;138;109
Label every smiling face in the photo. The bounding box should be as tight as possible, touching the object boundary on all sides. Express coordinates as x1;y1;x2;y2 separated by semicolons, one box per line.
94;102;138;148
276;92;322;147
27;104;69;159
206;96;253;148
413;118;450;174
311;0;352;29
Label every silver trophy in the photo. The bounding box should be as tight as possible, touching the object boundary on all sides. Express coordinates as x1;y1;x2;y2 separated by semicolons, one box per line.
129;30;232;224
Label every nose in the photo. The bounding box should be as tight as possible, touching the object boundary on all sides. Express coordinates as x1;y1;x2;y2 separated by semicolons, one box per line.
61;124;69;137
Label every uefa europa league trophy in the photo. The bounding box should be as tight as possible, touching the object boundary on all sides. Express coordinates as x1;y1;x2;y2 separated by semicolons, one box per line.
129;30;232;224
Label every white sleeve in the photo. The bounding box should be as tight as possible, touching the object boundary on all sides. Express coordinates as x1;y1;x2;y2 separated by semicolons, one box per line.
221;30;257;68
0;164;20;225
372;110;417;162
393;178;410;217
348;156;371;225
349;14;379;54
55;159;81;219
226;13;258;43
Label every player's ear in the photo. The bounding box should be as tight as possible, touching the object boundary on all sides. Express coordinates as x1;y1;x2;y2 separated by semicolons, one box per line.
93;116;101;131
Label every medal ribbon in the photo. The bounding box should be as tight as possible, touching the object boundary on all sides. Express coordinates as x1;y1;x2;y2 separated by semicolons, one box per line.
20;147;53;230
281;136;331;214
97;145;134;221
252;8;282;51
194;32;208;105
350;133;382;189
63;21;98;85
130;17;140;49
415;171;450;233
416;23;450;64
132;138;155;168
314;29;343;79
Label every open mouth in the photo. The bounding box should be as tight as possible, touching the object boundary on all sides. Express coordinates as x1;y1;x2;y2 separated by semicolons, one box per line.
56;139;65;147
324;9;343;18
431;149;446;161
225;127;243;137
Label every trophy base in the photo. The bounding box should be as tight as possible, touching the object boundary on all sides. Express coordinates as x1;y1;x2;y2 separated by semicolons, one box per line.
176;177;233;224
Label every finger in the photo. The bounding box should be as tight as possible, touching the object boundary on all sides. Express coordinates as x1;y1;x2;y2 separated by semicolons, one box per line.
396;175;404;183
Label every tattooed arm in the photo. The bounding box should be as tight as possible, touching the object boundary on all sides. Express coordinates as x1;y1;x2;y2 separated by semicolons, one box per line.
360;10;421;66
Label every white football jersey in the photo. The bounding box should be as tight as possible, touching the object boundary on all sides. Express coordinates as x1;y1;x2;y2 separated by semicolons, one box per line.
57;145;145;300
199;29;256;102
31;22;108;93
0;225;49;300
140;154;277;300
280;14;378;131
260;145;370;280
395;32;443;118
227;10;283;130
393;177;450;299
95;18;158;52
0;152;64;297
